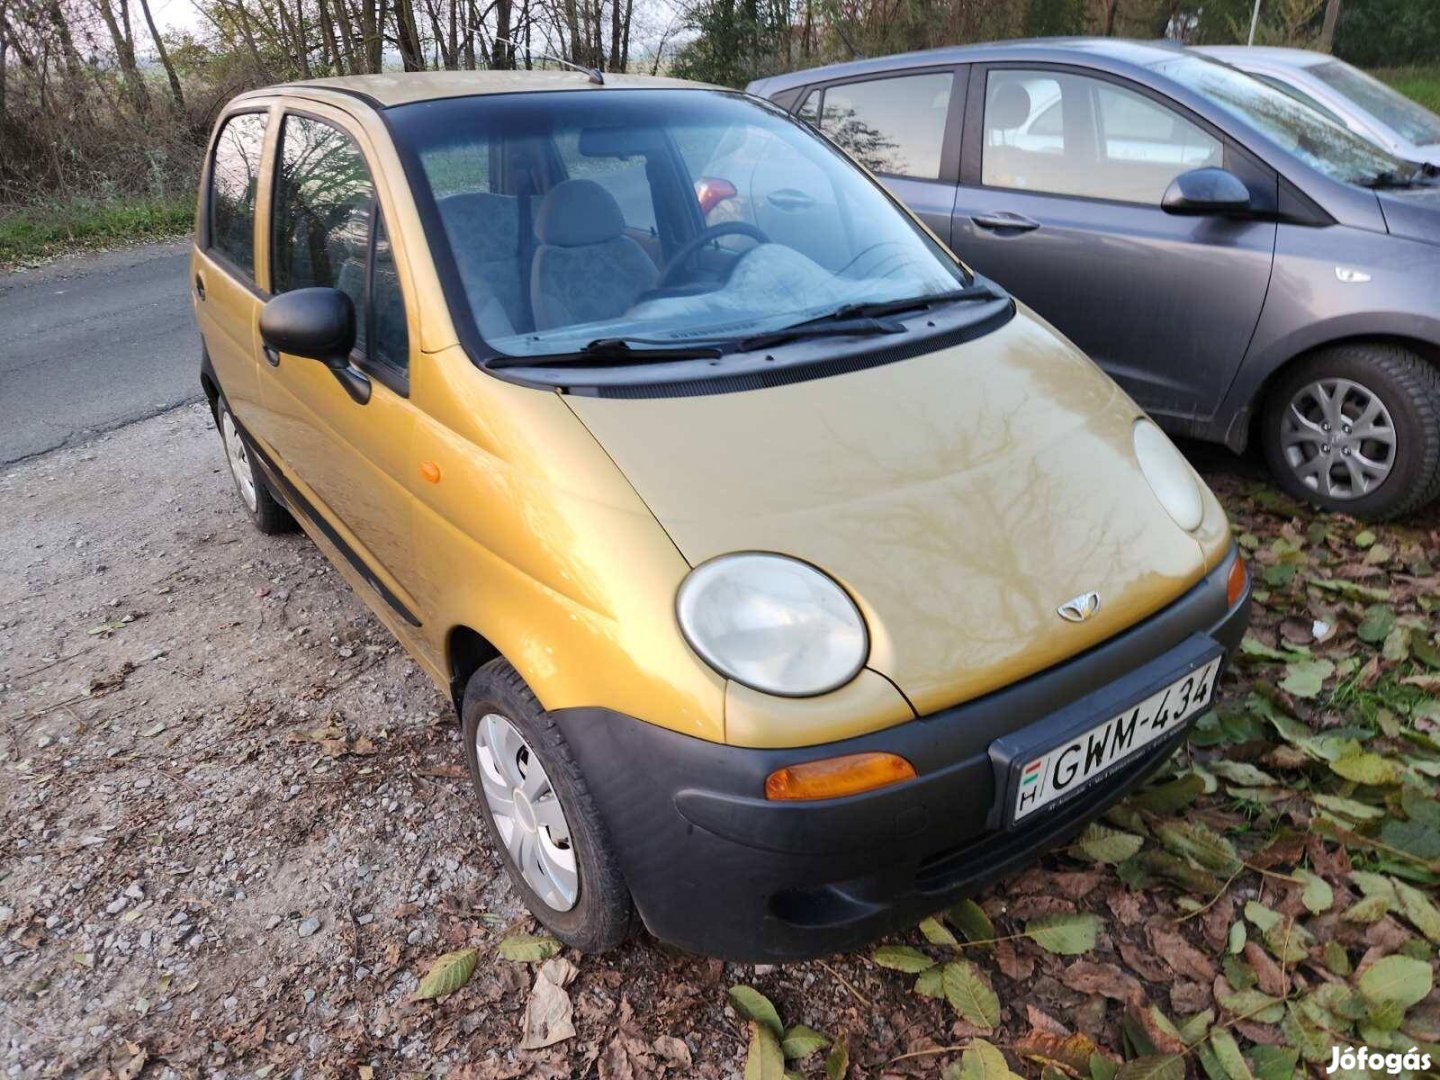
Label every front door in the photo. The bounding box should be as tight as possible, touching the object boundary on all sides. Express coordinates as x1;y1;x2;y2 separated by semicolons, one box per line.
257;104;422;629
951;64;1277;424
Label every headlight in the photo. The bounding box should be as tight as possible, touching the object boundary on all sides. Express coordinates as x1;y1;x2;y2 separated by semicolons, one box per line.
1133;418;1204;532
676;553;868;697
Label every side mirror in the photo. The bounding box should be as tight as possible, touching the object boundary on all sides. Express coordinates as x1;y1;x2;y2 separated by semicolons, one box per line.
1161;167;1252;216
259;288;369;404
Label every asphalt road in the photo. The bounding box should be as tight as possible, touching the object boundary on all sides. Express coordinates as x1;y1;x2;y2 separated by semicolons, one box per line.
0;241;199;466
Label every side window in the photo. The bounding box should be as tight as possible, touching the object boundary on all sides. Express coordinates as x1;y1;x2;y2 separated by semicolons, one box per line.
982;69;1223;204
208;112;268;276
554;131;657;234
797;89;821;127
369;213;409;373
272;115;376;353
819;72;954;179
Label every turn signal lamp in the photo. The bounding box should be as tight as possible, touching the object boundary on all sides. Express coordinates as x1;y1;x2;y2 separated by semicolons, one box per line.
764;752;916;801
1227;555;1249;609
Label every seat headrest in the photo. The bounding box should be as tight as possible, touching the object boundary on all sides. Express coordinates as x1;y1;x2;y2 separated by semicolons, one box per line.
989;83;1033;132
535;179;626;247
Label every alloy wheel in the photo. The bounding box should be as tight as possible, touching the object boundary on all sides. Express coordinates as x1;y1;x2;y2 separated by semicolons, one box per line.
473;712;579;911
221;409;259;512
1278;377;1396;501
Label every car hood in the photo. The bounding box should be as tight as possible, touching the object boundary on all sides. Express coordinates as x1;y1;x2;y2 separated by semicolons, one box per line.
565;311;1219;719
1377;182;1440;246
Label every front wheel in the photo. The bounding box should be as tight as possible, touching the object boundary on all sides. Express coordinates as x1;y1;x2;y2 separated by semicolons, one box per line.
1261;344;1440;520
461;658;635;953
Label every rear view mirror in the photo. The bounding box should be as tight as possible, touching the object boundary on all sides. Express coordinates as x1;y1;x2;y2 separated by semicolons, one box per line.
1161;167;1252;216
259;288;369;404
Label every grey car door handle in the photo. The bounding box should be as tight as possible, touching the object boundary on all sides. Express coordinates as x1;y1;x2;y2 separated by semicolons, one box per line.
971;212;1040;233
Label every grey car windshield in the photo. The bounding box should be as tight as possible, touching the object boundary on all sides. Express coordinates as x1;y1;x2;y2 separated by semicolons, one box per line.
1308;60;1440;147
388;90;967;358
1152;55;1409;185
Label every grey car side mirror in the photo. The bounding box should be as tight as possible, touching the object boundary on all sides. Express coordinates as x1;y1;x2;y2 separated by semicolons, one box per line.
1161;167;1252;216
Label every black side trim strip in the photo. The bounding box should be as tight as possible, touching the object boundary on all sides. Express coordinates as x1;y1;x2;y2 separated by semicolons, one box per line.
233;416;423;627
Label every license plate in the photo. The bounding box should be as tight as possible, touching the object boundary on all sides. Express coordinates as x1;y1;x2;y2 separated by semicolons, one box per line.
1011;655;1222;823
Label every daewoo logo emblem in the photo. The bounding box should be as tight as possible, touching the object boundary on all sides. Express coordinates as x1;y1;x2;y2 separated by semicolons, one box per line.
1057;591;1101;623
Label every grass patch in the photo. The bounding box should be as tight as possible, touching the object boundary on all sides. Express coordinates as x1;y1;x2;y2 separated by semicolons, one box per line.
1371;65;1440;113
0;195;194;269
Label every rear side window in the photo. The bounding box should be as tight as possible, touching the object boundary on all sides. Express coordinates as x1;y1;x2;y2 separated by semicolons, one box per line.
208;112;268;276
819;72;954;179
271;115;377;353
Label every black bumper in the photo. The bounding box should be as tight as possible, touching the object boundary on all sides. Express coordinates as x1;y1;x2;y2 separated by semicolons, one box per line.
551;551;1250;961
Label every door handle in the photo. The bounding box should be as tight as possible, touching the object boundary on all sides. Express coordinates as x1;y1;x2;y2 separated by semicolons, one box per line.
194;273;207;300
262;344;281;367
971;212;1040;233
766;188;816;212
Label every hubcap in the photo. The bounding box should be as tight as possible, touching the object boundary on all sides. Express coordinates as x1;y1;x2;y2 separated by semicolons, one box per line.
473;713;579;912
221;409;258;512
1279;378;1396;501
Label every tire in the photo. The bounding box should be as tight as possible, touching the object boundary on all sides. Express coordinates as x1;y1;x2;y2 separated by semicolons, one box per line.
215;397;295;535
461;658;635;953
1261;343;1440;520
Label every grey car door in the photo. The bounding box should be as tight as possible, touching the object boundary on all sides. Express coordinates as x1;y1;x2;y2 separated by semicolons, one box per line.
798;67;965;246
950;63;1278;425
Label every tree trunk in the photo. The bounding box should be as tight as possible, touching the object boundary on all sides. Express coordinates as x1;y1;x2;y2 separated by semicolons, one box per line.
94;0;150;114
494;0;512;66
1319;0;1340;50
136;0;184;108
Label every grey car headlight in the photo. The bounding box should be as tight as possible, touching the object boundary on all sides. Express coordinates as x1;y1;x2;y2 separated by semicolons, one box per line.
676;553;869;697
1133;418;1204;532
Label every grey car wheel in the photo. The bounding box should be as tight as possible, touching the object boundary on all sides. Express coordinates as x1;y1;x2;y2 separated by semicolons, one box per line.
1278;377;1396;501
1263;344;1440;520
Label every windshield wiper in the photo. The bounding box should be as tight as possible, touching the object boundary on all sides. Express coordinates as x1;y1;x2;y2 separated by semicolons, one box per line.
737;316;907;353
818;282;1003;321
486;336;728;369
1361;168;1424;189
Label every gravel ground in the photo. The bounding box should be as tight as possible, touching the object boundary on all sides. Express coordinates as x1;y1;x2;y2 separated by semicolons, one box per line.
0;404;760;1078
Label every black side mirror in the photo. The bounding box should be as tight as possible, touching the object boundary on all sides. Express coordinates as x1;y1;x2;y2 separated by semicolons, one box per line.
259;288;369;403
1161;167;1252;216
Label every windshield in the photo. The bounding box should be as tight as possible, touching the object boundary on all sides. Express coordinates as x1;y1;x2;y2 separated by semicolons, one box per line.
1152;54;1411;185
387;89;968;358
1308;60;1440;147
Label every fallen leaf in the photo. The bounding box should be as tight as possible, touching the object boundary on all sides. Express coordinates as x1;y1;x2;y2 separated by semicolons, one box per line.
413;947;478;1000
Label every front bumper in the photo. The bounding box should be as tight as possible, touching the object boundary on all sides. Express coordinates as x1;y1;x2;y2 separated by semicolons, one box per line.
551;550;1250;960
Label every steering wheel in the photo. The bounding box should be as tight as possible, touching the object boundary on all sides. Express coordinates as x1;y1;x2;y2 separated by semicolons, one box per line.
656;221;770;289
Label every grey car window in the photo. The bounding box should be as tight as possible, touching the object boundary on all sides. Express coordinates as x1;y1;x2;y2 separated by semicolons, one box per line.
1152;54;1407;186
1308;60;1440;146
981;70;1221;205
819;72;953;179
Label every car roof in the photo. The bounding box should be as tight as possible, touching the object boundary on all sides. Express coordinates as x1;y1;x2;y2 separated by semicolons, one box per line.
746;37;1188;96
237;69;713;109
1193;45;1332;70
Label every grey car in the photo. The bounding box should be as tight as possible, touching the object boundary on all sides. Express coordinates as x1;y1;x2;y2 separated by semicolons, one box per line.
747;39;1440;518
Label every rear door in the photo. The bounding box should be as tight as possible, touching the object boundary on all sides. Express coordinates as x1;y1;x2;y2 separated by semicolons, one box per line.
258;103;424;628
951;64;1277;424
193;107;273;423
799;67;965;246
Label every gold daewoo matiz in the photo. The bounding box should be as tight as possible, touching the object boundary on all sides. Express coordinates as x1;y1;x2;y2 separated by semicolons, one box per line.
192;70;1251;960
